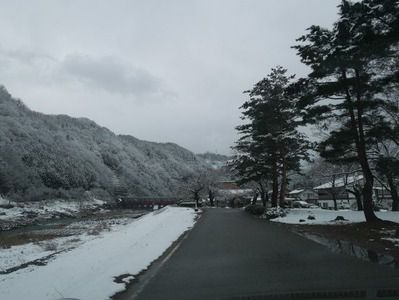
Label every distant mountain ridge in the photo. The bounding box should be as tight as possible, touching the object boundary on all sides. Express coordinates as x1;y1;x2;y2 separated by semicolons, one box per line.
196;152;231;170
0;86;214;201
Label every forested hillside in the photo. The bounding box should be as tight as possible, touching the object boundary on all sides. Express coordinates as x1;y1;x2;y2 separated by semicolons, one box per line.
0;86;207;201
196;152;231;170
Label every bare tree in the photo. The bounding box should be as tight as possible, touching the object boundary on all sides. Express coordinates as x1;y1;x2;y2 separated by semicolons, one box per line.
179;173;206;208
241;179;269;207
373;140;399;211
308;159;363;211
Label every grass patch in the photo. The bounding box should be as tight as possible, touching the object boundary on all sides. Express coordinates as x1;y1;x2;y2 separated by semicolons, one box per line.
0;233;60;248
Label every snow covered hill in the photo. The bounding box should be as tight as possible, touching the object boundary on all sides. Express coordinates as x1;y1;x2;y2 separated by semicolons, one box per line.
196;152;230;169
0;86;208;201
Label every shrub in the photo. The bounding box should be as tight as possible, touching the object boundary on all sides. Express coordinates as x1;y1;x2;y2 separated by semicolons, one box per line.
334;216;347;221
88;222;110;235
42;241;58;251
245;204;266;215
263;207;287;220
23;186;54;202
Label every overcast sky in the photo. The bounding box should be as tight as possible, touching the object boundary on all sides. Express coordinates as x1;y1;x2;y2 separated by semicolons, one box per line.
0;0;340;154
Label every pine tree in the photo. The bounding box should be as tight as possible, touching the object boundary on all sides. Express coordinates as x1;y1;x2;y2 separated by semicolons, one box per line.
292;0;399;222
230;144;271;206
233;67;310;207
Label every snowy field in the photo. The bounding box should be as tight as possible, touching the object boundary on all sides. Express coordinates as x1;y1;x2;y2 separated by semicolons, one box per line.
270;208;399;225
0;206;197;300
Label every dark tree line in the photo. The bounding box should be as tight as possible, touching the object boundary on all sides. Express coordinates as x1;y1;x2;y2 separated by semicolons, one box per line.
232;0;399;221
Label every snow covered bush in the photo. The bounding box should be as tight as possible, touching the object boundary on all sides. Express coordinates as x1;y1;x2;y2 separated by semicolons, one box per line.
263;207;287;220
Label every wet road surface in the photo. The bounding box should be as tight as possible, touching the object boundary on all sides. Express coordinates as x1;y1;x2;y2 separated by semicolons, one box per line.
134;208;399;299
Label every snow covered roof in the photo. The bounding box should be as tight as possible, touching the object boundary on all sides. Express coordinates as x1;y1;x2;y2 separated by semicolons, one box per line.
289;189;305;195
314;175;363;190
374;186;387;190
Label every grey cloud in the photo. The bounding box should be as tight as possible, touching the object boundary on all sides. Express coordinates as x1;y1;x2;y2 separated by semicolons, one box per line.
0;1;340;154
59;54;165;97
0;47;171;99
0;46;55;65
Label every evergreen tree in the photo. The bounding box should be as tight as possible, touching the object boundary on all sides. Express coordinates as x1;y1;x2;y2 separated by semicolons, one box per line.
230;146;271;206
292;0;399;222
233;67;310;207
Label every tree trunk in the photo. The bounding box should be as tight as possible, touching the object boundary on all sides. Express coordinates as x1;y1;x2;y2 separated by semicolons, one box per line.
357;136;378;220
194;191;200;208
353;189;363;211
355;194;363;210
331;175;337;210
343;68;379;222
362;174;377;221
271;157;278;207
354;69;379;222
251;192;258;205
387;176;399;211
356;119;378;220
332;193;338;211
208;189;215;207
279;157;287;207
261;191;266;207
259;181;267;207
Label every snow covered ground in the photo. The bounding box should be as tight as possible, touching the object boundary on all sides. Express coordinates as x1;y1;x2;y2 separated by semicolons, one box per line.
0;198;106;221
0;206;197;300
1;235;83;272
0;215;139;273
270;208;399;225
0;197;109;232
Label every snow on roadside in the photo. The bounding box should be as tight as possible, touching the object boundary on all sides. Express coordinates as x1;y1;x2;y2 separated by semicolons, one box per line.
270;208;399;225
0;234;94;272
0;206;197;300
0;243;54;272
1;213;142;273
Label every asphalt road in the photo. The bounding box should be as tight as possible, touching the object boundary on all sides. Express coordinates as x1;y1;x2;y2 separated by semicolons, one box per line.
134;208;399;300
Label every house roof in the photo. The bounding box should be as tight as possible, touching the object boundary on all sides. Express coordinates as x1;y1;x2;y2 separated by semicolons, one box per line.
218;189;253;195
314;175;363;190
217;181;240;190
289;189;305;195
289;188;317;195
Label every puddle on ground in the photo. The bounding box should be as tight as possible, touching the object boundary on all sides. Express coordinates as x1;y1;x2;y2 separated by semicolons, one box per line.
297;231;399;269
